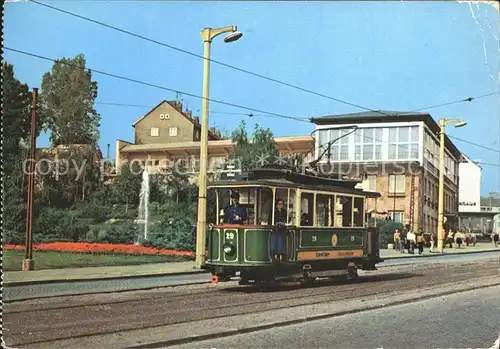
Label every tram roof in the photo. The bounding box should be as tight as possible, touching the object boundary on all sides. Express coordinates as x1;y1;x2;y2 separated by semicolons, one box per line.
209;167;381;198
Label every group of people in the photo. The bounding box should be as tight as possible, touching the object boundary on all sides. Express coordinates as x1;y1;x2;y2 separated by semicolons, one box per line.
393;228;427;254
393;227;500;254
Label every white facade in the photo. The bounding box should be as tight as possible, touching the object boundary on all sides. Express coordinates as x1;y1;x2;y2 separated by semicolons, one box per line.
458;154;482;212
315;121;459;183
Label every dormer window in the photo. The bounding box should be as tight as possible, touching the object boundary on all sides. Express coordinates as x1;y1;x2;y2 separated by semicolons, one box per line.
169;127;178;136
151;127;159;136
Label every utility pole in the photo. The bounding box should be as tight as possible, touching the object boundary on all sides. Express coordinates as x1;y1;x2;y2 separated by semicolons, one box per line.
23;87;38;271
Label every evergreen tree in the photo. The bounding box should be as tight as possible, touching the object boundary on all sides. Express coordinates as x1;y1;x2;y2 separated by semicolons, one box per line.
40;54;100;146
1;62;44;242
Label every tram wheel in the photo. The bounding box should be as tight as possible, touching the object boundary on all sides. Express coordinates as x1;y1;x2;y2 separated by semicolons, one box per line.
346;267;359;282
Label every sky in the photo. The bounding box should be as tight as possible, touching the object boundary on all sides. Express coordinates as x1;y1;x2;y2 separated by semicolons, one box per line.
4;0;500;195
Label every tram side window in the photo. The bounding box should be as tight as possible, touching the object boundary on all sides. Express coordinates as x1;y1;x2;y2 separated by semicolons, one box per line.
300;192;314;226
316;194;329;227
337;195;353;227
273;188;296;225
353;197;364;227
258;188;274;225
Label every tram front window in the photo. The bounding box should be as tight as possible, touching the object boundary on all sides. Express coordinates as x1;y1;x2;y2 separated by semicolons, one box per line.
216;187;274;225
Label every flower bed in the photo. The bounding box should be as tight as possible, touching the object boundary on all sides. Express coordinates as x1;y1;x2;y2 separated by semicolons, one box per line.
3;242;194;257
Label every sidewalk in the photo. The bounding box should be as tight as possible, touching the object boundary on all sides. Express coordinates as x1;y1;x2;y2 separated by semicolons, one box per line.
4;245;498;286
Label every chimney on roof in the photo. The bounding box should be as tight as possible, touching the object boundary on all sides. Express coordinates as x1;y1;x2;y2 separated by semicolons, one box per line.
193;116;200;124
185;110;192;119
170;101;183;112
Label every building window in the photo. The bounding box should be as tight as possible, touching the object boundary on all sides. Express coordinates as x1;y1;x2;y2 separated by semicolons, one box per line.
169;127;178;136
389;174;405;194
388;126;419;160
389;211;404;223
150;127;159;137
328;128;350;161
354;128;383;161
367;175;376;191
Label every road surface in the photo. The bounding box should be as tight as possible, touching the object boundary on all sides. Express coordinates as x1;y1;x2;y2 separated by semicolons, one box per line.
170;284;500;349
3;255;499;348
4;250;499;302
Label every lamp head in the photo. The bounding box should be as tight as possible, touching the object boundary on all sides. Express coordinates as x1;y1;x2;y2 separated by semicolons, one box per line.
454;121;467;128
224;31;242;43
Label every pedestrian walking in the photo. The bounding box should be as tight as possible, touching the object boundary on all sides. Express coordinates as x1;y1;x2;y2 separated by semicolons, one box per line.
394;229;400;251
416;233;426;255
406;230;416;254
430;232;436;253
493;232;499;247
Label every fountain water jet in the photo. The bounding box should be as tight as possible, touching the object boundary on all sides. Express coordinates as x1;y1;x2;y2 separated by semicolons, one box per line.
137;166;150;243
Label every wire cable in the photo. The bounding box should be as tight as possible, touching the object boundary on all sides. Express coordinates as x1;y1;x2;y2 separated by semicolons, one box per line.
409;92;500;112
8;47;498;161
448;136;499;153
28;0;500;118
27;0;395;117
5;47;310;124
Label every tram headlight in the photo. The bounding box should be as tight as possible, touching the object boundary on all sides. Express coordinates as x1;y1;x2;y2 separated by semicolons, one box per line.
223;243;235;256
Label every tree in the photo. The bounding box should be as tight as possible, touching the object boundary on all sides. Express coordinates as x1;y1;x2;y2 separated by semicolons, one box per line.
40;54;100;146
1;62;45;242
230;120;279;170
108;162;143;206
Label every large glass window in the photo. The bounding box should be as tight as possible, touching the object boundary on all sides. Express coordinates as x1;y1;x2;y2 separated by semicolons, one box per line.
388;126;419;160
353;127;383;161
329;129;350;161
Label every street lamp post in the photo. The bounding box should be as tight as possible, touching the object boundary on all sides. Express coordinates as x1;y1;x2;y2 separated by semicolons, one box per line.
437;118;467;253
195;26;242;269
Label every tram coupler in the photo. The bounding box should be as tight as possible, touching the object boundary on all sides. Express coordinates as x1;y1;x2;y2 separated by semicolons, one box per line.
211;275;220;285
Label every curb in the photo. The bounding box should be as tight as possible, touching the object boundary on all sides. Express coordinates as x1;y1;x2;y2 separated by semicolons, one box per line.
3;280;210;303
3;269;208;287
4;249;498;287
382;248;499;260
124;279;500;349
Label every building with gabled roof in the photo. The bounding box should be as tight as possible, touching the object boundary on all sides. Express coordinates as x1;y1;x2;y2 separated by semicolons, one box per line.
132;100;221;145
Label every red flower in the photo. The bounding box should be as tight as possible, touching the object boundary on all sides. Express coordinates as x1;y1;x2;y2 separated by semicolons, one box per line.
4;242;194;256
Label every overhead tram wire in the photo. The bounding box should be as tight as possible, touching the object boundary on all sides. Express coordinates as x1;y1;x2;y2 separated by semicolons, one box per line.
27;0;396;118
9;48;497;158
5;47;310;124
95;101;500;155
28;0;500;120
409;92;500;112
95;102;310;120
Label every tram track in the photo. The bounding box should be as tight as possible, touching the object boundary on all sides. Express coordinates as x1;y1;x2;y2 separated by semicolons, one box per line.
4;258;499;348
3;258;482;314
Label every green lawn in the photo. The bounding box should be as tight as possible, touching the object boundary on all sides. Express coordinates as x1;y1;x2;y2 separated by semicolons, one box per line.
3;250;192;271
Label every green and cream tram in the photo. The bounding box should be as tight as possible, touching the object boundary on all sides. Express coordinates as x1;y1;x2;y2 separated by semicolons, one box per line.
203;167;383;285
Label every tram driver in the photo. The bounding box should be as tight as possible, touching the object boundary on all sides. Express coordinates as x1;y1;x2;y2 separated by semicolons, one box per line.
223;191;247;224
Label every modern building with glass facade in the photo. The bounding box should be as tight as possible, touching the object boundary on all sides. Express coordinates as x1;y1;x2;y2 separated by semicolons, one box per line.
311;111;462;234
